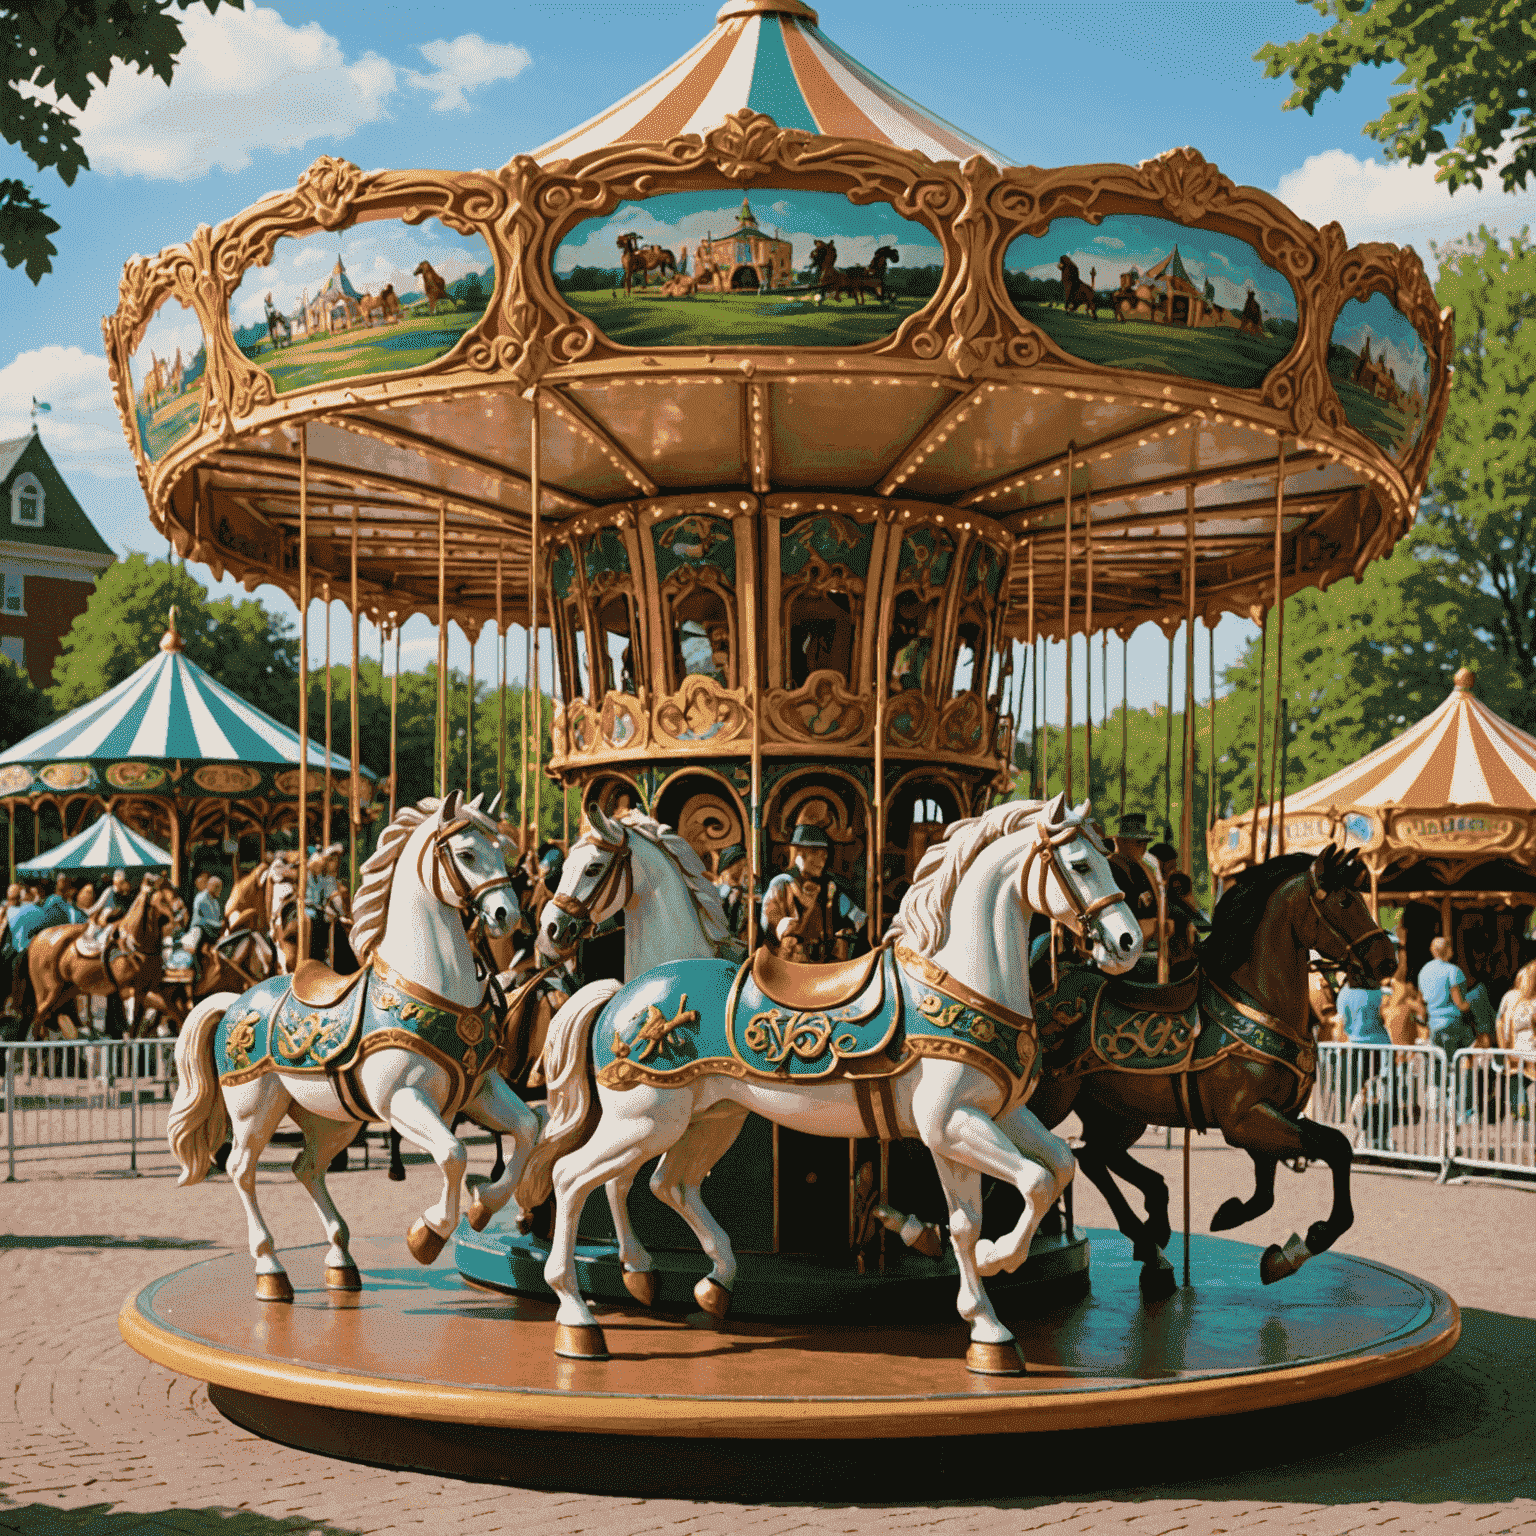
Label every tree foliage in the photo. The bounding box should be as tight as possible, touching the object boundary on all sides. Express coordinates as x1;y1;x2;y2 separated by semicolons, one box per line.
0;653;52;750
1257;1;1536;195
1;0;240;282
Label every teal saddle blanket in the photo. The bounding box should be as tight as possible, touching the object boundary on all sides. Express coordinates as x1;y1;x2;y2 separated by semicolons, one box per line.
590;947;1034;1094
214;961;496;1088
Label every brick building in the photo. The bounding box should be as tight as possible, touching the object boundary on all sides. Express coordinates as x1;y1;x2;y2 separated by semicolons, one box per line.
0;430;114;688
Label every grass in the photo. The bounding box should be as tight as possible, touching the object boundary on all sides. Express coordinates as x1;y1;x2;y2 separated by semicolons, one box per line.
244;305;487;394
1018;303;1293;390
137;387;202;462
1329;373;1423;459
561;288;920;348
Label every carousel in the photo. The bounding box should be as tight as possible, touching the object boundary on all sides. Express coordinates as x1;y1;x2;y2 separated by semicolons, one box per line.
111;0;1457;1478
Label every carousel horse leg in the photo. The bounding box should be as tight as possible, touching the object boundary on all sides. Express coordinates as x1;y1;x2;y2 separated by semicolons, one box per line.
1210;1152;1278;1232
1099;1137;1173;1250
387;1085;466;1264
488;1132;506;1185
1075;1114;1175;1301
603;1166;656;1306
459;1074;540;1232
288;1105;363;1289
223;1076;298;1301
387;1126;406;1181
646;1102;750;1316
927;1154;1022;1375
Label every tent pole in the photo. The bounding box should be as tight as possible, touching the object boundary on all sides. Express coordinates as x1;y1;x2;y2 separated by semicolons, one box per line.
437;498;448;801
296;426;310;962
1063;444;1074;804
1083;489;1093;805
349;505;360;894
389;618;399;821
1182;486;1196;876
1267;442;1288;858
496;552;506;816
323;582;333;855
530;391;543;849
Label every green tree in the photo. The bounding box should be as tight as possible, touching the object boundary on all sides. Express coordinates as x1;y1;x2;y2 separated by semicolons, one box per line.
1257;1;1536;195
0;652;51;750
50;552;297;717
2;0;242;281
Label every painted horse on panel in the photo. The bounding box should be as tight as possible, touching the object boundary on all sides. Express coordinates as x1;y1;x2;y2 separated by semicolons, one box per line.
167;792;542;1301
518;795;1143;1375
1028;844;1396;1299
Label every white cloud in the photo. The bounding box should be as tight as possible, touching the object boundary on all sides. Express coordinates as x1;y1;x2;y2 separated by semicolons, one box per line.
0;347;136;480
1092;235;1125;249
29;5;530;183
1274;148;1536;266
406;34;531;113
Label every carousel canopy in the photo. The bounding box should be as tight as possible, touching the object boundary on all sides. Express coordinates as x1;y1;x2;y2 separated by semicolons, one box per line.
16;811;171;875
534;0;1005;167
1210;669;1536;890
0;616;367;804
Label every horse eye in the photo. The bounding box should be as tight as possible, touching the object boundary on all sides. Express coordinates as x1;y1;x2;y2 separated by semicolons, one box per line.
1070;861;1090;875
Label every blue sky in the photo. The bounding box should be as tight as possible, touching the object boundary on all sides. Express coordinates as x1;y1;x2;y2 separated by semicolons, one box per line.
4;0;1531;743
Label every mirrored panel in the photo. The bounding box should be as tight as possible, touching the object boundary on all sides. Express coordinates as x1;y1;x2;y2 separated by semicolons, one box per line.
231;216;494;394
554;189;940;347
1329;294;1430;459
1003;214;1298;388
129;301;206;461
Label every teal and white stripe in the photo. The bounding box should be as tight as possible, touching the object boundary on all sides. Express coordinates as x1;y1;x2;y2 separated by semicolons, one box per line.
17;812;171;874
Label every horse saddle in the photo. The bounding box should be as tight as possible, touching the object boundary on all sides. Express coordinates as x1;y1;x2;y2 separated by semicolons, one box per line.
292;958;367;1009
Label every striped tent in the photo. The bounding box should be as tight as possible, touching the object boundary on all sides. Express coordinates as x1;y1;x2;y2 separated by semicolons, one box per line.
535;0;1006;167
17;813;171;875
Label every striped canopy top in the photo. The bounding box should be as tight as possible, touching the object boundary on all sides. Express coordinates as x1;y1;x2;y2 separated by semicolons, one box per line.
17;812;172;874
534;0;1006;167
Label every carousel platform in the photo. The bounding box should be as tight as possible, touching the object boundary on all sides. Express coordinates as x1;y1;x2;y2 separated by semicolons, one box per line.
119;1228;1458;1491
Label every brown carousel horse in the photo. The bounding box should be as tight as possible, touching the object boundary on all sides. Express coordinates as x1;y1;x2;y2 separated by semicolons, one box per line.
1028;844;1396;1299
26;880;182;1038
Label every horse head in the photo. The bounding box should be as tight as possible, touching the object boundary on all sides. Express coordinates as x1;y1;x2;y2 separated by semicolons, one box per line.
427;789;519;940
539;804;630;958
1021;795;1142;973
1306;844;1394;982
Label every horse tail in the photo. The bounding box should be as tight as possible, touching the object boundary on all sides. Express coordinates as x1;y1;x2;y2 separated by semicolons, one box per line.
167;993;236;1187
514;979;621;1212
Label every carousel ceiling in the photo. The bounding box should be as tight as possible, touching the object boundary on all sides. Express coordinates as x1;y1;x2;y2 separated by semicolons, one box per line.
104;0;1452;641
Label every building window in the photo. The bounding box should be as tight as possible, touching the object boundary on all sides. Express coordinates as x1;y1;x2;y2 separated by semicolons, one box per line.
0;635;23;669
1;571;22;616
10;473;43;528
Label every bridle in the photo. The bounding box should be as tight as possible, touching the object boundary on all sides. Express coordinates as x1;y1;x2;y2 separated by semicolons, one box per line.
416;813;517;918
547;825;633;950
1305;865;1389;975
1018;816;1127;986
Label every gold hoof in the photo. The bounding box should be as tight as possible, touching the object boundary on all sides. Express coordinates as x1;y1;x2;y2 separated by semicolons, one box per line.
255;1271;294;1303
466;1195;493;1233
693;1275;731;1320
553;1323;610;1361
406;1219;447;1265
622;1269;658;1307
965;1340;1026;1376
324;1264;363;1291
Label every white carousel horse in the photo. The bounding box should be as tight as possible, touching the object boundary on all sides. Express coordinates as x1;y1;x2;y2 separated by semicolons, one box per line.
167;792;542;1300
518;795;1142;1374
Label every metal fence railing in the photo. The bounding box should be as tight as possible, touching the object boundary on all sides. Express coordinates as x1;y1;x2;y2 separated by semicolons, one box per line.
1449;1047;1536;1179
2;1039;178;1180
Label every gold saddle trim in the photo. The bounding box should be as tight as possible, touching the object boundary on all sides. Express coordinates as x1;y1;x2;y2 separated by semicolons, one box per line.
291;958;369;1010
750;943;885;1012
1102;961;1200;1017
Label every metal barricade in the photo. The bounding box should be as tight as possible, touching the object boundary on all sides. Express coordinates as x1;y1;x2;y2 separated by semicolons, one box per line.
1449;1047;1536;1179
1311;1041;1451;1177
2;1039;178;1180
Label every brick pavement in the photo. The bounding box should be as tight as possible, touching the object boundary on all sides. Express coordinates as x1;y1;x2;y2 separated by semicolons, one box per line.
1;1136;1533;1536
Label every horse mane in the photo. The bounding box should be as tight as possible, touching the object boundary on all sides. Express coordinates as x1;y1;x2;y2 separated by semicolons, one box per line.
1200;852;1314;981
618;809;732;946
887;799;1047;957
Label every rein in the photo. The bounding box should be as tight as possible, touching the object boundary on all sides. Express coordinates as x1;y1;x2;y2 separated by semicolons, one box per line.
1018;817;1126;986
1305;868;1390;976
549;833;633;946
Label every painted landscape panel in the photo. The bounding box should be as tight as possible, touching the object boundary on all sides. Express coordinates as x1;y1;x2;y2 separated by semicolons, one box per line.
129;302;206;462
230;216;494;394
1003;214;1299;389
554;189;942;348
1329;294;1430;459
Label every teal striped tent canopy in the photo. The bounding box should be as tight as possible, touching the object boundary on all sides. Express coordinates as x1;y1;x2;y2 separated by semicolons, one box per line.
0;619;370;805
17;812;171;874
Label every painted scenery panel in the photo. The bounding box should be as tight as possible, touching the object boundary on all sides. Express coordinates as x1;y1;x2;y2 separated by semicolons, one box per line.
1329;294;1429;459
1003;215;1298;388
554;189;941;348
231;217;493;394
129;301;206;461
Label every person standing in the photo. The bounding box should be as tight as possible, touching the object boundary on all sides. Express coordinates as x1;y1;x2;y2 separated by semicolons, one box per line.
1108;811;1160;954
714;843;749;941
1418;937;1477;1054
1496;960;1536;1111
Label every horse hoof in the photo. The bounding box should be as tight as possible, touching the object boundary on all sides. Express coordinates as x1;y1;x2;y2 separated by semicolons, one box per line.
554;1323;610;1361
965;1340;1026;1376
466;1195;493;1232
622;1270;658;1308
1140;1261;1178;1302
255;1271;294;1303
1261;1232;1311;1285
406;1219;447;1265
324;1264;363;1292
388;1167;406;1183
693;1276;732;1321
1210;1197;1246;1233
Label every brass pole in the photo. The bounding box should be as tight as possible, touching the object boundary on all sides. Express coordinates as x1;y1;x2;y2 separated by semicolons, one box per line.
349;506;360;894
1164;631;1174;838
296;427;310;962
1063;445;1074;804
496;552;506;814
1182;486;1196;876
1207;623;1217;838
1040;638;1049;799
437;497;448;799
530;392;543;847
389;618;399;821
519;621;531;838
1248;613;1269;866
1083;491;1093;804
466;634;475;799
1119;635;1128;820
1267;442;1288;858
1026;539;1036;797
322;582;333;853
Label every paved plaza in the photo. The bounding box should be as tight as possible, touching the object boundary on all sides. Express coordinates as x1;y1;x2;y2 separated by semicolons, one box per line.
1;1135;1532;1536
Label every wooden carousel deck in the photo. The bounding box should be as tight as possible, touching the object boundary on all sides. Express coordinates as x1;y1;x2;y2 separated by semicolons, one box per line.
119;1227;1457;1485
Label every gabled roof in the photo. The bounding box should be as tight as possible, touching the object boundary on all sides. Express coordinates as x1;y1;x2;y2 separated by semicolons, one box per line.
0;431;114;560
17;811;171;874
534;0;1006;167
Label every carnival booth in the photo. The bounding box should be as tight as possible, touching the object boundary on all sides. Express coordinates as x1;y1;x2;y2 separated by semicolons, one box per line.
1211;668;1536;998
0;614;373;887
15;811;171;878
108;0;1458;1464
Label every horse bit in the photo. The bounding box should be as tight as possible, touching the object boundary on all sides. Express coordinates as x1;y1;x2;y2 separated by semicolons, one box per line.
1305;866;1389;974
